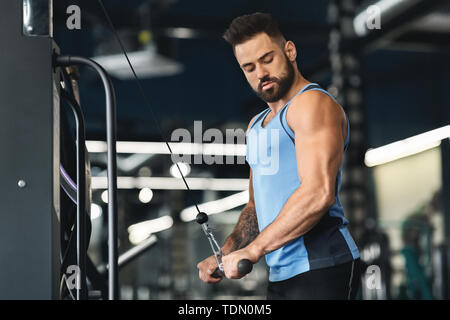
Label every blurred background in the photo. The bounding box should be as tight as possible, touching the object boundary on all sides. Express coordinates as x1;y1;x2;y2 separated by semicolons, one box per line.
53;0;450;300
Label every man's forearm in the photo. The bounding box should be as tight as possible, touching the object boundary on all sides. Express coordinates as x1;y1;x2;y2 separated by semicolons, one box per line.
248;185;334;260
221;204;259;255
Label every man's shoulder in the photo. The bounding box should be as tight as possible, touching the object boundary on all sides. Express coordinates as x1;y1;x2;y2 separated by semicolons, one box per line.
286;88;344;132
292;87;339;111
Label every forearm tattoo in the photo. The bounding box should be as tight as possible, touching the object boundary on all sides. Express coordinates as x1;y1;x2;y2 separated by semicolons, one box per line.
226;205;259;252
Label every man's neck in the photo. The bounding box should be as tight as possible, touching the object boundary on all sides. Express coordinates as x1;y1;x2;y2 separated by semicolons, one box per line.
267;74;310;114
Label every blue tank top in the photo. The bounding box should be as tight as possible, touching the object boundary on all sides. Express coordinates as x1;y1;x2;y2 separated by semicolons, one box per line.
246;83;360;282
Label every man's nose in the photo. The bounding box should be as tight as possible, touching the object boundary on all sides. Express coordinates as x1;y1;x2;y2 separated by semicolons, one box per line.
256;65;269;81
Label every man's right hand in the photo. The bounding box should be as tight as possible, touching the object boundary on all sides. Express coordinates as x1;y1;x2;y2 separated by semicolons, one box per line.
197;255;223;283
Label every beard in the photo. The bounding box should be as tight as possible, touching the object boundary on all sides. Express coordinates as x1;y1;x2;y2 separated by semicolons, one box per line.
254;54;295;103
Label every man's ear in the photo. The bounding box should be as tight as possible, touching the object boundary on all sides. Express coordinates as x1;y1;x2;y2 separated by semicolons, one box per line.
284;41;297;62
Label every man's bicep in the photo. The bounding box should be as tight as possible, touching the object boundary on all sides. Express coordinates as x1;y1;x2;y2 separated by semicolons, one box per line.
290;97;344;191
294;128;343;188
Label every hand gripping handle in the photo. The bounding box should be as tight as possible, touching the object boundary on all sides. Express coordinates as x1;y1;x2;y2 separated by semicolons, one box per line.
237;259;253;276
211;259;253;278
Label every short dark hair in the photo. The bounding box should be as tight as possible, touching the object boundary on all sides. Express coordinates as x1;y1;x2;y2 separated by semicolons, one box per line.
223;13;286;49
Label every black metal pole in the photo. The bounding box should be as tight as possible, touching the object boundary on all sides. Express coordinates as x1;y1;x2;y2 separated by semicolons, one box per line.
55;55;119;300
59;88;87;300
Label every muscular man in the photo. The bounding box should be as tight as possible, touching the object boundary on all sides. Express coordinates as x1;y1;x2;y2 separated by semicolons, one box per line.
197;12;361;300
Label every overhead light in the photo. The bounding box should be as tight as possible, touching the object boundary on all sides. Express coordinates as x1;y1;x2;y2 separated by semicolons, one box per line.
86;140;247;156
164;27;198;39
180;190;249;222
353;0;419;37
86;140;108;153
119;235;158;267
128;215;173;245
138;166;152;177
170;162;191;178
92;43;183;79
129;229;150;246
138;188;153;203
364;125;450;167
91;177;249;191
91;203;103;220
119;154;154;173
411;13;450;33
101;190;108;203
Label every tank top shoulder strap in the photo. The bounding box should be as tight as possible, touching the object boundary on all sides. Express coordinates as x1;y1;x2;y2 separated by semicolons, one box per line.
344;112;350;151
280;83;349;150
249;107;270;130
279;83;321;143
302;85;350;151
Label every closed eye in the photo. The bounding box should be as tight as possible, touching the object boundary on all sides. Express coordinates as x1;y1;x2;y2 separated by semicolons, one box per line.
244;65;255;73
241;50;274;72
